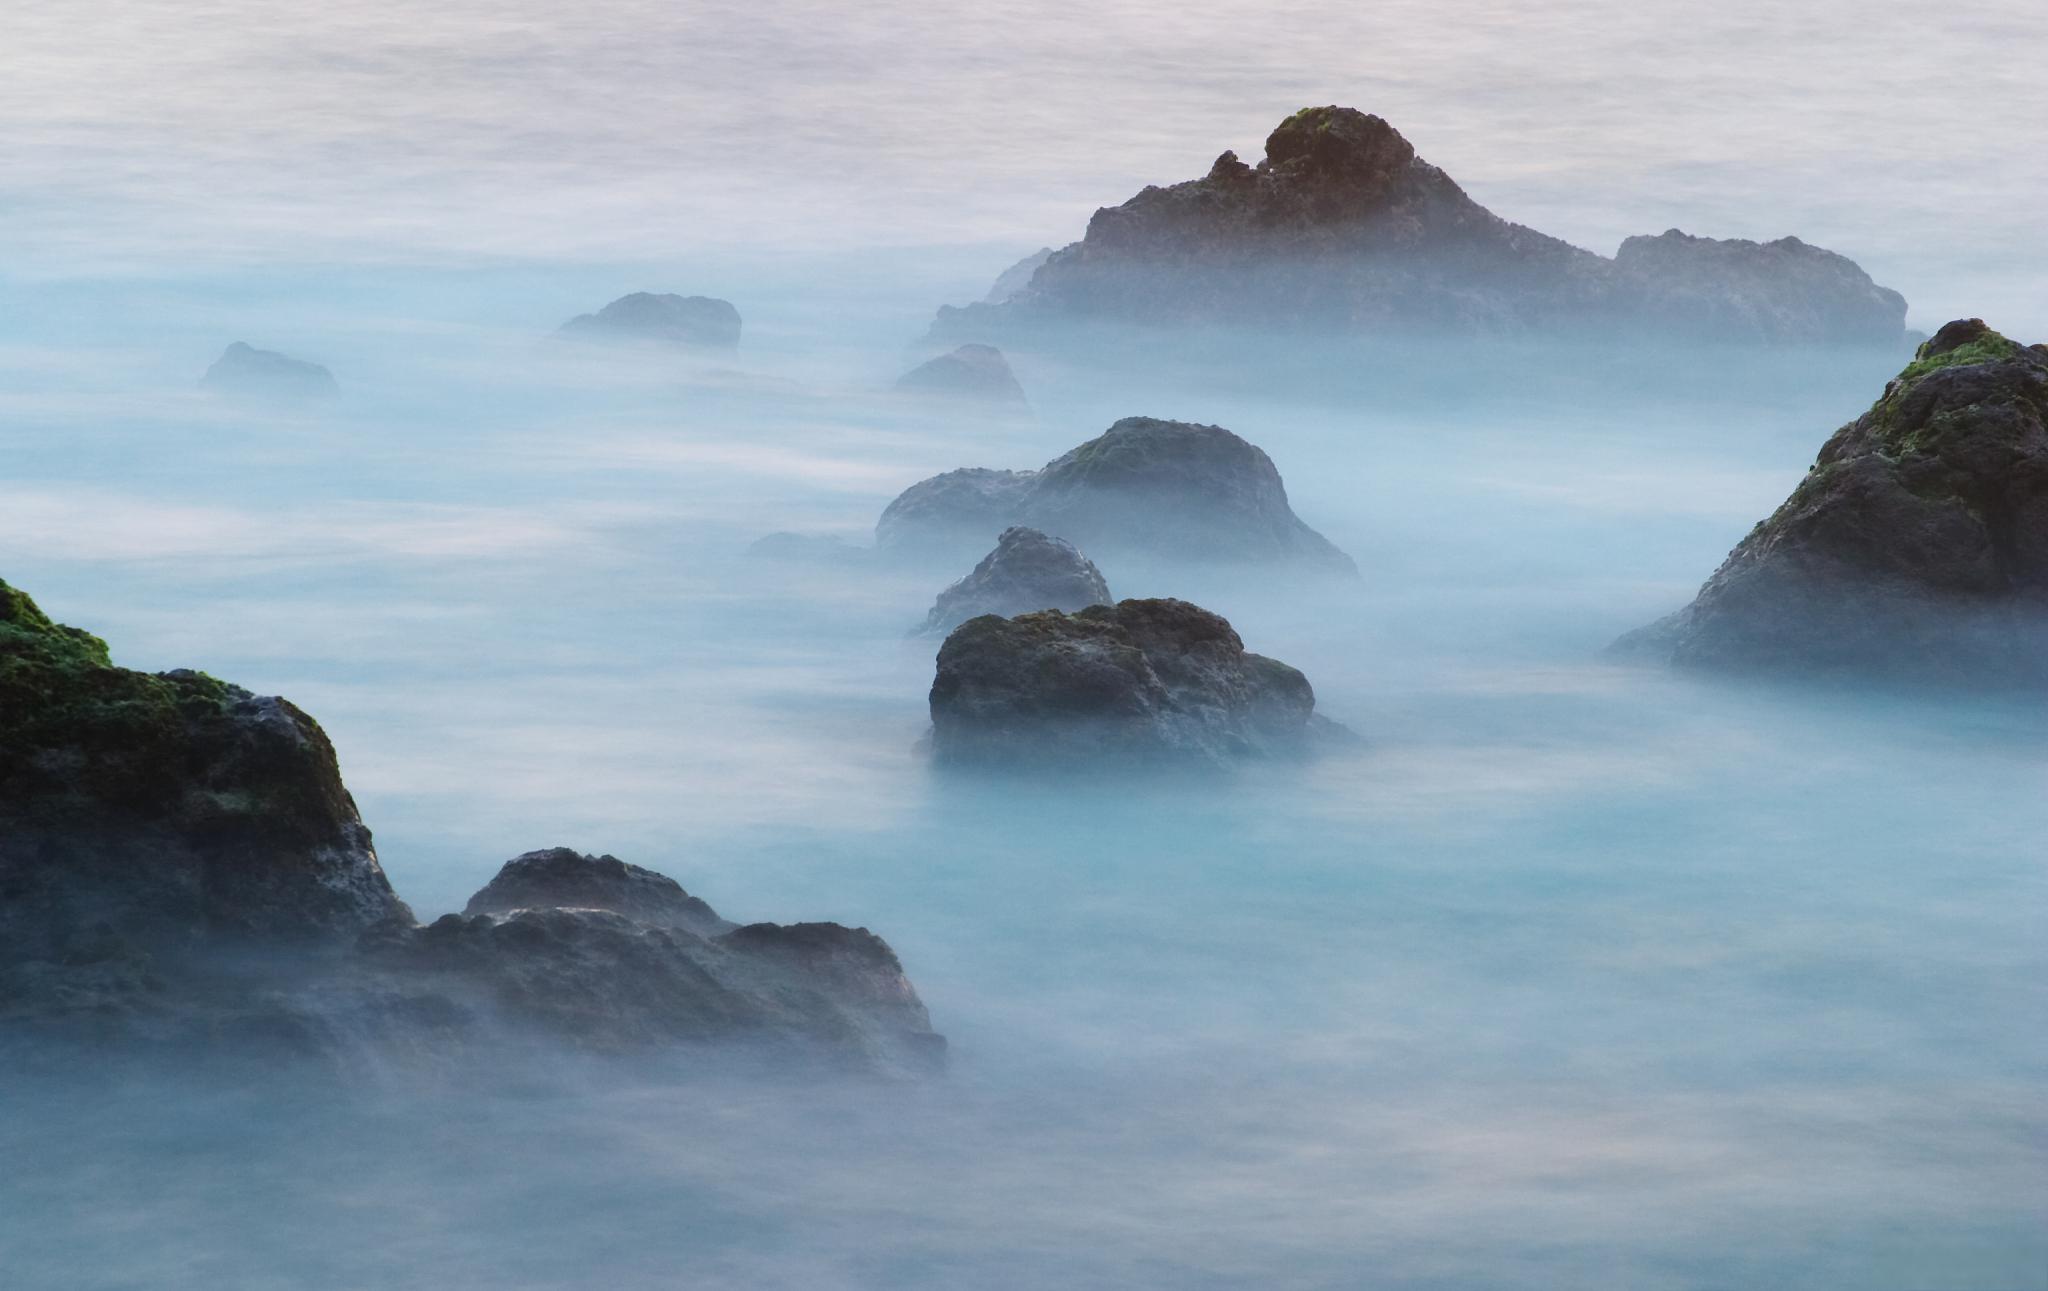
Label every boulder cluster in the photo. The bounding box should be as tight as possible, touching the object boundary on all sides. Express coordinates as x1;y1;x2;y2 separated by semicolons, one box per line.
934;107;1906;347
0;581;941;1074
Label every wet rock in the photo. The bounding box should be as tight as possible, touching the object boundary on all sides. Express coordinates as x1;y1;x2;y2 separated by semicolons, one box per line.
928;597;1345;767
200;341;339;402
0;580;944;1075
878;416;1355;573
921;527;1113;635
1613;319;2048;683
932;106;1905;346
0;578;410;973
557;292;742;350
463;847;734;936
895;344;1028;405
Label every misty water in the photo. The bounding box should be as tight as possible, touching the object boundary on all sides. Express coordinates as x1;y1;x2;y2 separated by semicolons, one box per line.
4;2;2047;1288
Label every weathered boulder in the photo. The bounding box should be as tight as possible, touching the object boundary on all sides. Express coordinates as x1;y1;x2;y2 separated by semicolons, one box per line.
933;106;1905;346
0;580;944;1075
1614;319;2048;682
878;416;1355;573
894;344;1028;405
463;846;733;936
0;578;409;972
928;597;1343;767
557;292;742;350
200;341;339;402
921;527;1112;635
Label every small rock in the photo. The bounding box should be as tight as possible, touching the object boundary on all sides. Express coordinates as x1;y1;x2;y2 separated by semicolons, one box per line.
557;292;742;350
895;344;1028;405
921;526;1112;635
200;341;339;402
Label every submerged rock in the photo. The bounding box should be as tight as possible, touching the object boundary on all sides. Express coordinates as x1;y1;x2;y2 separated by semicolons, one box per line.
933;106;1905;346
928;597;1345;767
894;344;1028;405
0;580;943;1074
921;527;1113;635
878;416;1355;573
557;292;742;350
201;341;339;402
1613;319;2048;683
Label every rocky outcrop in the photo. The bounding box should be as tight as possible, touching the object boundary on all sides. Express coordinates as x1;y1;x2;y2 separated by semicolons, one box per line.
928;597;1345;767
894;344;1028;405
463;847;734;935
921;527;1112;635
200;341;339;401
933;106;1905;346
1614;319;2048;682
984;248;1054;304
0;581;943;1074
0;578;408;970
557;292;742;350
878;416;1355;573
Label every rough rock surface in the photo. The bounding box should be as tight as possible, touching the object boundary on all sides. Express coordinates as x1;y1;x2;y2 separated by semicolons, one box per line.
1614;319;2048;682
894;344;1028;405
0;578;409;969
463;847;734;936
878;416;1355;573
933;107;1904;346
557;292;742;350
928;597;1342;767
201;341;339;401
922;527;1113;635
0;582;943;1074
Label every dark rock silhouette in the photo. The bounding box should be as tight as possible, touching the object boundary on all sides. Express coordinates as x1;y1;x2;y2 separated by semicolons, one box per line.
0;581;942;1073
463;847;734;936
878;416;1355;574
557;292;742;350
200;341;339;402
922;527;1112;635
928;597;1345;767
1614;319;2048;682
934;106;1905;346
895;344;1028;405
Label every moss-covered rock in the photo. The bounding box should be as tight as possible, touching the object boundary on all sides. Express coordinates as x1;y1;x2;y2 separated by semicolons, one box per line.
1613;319;2048;682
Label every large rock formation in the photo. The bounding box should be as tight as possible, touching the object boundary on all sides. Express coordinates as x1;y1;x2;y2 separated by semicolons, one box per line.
928;597;1344;767
557;292;743;350
200;341;339;402
894;344;1028;405
0;577;408;969
1614;319;2048;682
878;416;1355;573
921;527;1113;635
0;581;942;1074
932;106;1905;346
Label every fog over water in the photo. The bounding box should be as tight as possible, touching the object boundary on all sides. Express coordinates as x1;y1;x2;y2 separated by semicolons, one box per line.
2;2;2045;1288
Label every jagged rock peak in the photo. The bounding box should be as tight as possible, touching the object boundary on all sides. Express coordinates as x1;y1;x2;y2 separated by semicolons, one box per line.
921;526;1112;635
1612;319;2048;682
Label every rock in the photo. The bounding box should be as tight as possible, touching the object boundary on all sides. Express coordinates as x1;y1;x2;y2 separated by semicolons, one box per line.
928;597;1345;767
1613;319;2048;683
463;847;734;936
984;248;1055;303
922;527;1113;635
557;292;742;350
0;577;410;971
1611;230;1907;345
0;579;944;1075
931;106;1905;346
894;344;1029;405
878;416;1356;573
200;341;339;402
